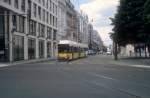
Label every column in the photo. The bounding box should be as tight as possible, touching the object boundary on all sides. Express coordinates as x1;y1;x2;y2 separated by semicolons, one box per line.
24;17;28;60
8;11;13;62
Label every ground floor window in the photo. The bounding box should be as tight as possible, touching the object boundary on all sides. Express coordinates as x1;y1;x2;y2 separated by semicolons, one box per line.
28;38;36;59
53;42;57;57
39;40;44;58
47;42;51;58
13;35;24;61
0;11;5;61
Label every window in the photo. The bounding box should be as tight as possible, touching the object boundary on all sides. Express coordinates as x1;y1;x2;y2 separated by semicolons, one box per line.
46;0;49;9
38;6;41;20
39;40;44;58
58;45;69;53
53;29;57;40
53;3;55;13
0;13;5;61
13;16;25;33
42;0;45;6
28;38;36;59
21;0;25;12
47;27;52;39
18;16;25;33
29;20;36;36
53;16;55;26
53;17;55;27
55;5;57;15
13;35;24;61
14;0;19;9
43;9;45;22
33;3;37;17
46;12;49;23
53;42;57;57
54;4;57;15
38;23;45;37
38;0;41;3
55;18;57;27
50;0;52;11
53;17;57;27
50;14;52;25
47;42;51;57
3;0;11;4
12;15;17;30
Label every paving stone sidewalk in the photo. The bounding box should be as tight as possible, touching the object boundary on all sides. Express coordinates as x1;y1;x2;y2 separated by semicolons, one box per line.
111;57;150;67
0;58;58;68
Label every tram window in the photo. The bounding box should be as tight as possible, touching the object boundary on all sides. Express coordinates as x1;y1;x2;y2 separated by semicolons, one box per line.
58;45;69;52
70;46;73;53
74;47;77;52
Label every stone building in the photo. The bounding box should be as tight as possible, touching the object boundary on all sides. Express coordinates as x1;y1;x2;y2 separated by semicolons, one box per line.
0;0;58;62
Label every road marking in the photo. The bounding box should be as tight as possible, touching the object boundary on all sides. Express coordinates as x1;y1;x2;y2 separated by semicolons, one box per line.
129;65;150;69
92;81;142;98
0;64;9;67
89;72;150;88
91;73;117;81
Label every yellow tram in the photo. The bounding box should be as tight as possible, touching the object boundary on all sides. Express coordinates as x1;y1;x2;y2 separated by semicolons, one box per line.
58;40;88;60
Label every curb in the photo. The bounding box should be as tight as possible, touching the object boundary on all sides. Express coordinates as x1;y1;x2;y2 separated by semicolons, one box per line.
0;58;58;68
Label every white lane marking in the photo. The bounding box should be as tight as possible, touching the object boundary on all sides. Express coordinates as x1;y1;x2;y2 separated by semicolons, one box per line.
90;72;150;89
93;73;116;81
0;64;9;67
88;72;118;81
128;65;150;69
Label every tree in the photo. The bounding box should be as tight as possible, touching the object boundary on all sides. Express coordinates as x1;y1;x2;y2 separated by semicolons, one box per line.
111;0;148;58
114;0;147;45
144;0;150;57
109;32;118;60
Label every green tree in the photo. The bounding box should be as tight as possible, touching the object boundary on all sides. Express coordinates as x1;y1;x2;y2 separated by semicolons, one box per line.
144;0;150;57
112;0;146;46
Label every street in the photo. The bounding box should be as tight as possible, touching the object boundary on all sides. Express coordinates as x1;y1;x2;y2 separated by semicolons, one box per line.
0;55;150;98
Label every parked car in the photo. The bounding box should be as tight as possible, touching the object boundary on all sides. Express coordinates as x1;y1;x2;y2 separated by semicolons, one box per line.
106;51;112;55
88;50;96;55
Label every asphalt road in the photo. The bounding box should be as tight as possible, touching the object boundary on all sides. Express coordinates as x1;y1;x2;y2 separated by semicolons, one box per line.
0;55;150;98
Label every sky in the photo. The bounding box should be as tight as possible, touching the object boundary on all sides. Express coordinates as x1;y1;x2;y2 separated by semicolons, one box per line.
72;0;119;46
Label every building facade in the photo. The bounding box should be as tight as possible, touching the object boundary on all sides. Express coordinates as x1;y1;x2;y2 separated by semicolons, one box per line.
58;0;67;40
58;0;78;42
78;12;89;44
92;30;103;51
0;0;58;62
88;24;94;49
88;24;103;52
65;0;78;42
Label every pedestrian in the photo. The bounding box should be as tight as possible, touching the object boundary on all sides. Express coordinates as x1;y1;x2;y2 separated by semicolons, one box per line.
129;50;132;57
67;54;70;64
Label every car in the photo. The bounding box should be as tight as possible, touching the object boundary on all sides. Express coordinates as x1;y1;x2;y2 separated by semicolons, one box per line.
106;51;112;55
88;50;96;55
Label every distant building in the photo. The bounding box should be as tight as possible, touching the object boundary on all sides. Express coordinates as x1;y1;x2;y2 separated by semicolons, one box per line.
0;0;58;62
88;24;94;49
120;44;135;57
58;0;67;40
65;0;78;42
78;12;89;44
88;24;103;52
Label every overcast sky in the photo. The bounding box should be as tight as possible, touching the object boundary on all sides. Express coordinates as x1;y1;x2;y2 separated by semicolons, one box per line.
72;0;119;46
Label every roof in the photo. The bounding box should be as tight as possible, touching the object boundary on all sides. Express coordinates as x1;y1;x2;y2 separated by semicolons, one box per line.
59;40;88;48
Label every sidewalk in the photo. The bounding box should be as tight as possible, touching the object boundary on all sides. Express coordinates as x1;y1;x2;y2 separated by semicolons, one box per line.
120;57;150;65
111;57;150;69
0;58;57;68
